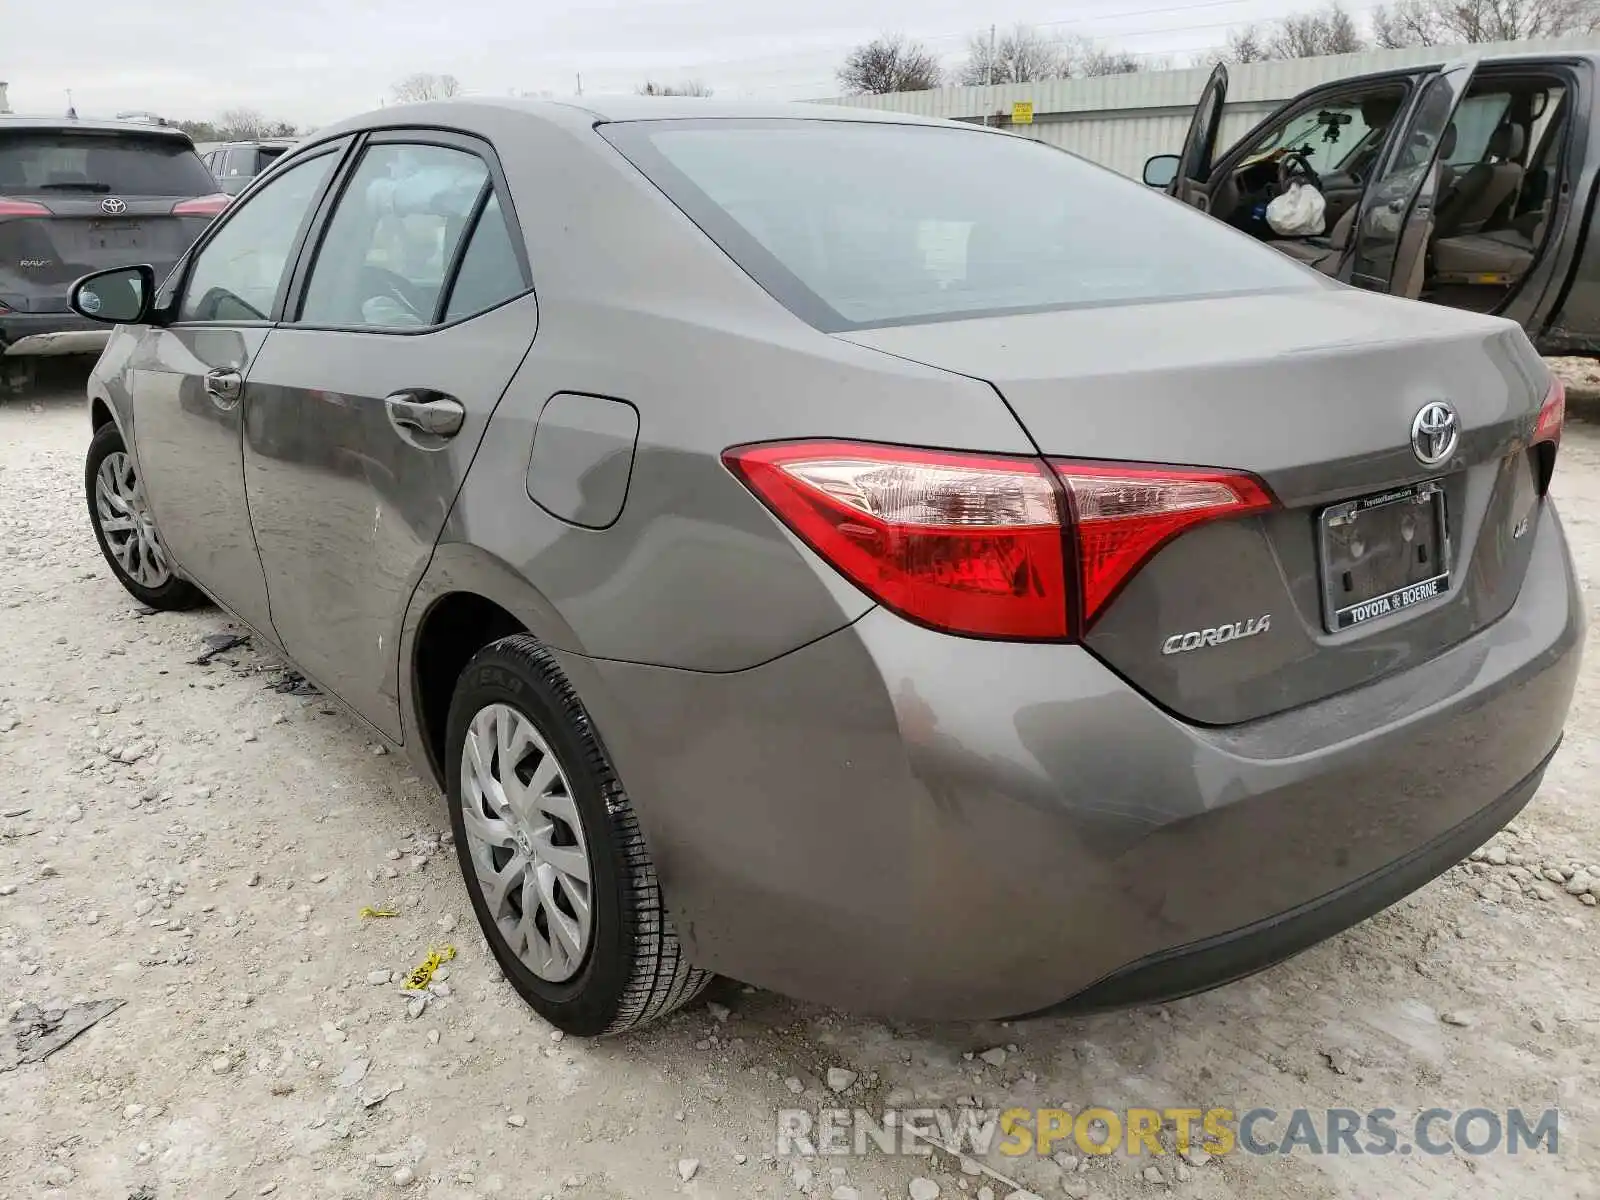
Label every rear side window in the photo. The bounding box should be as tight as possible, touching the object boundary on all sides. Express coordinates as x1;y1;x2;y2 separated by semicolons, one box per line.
298;143;490;329
443;194;527;321
602;120;1316;331
0;132;216;197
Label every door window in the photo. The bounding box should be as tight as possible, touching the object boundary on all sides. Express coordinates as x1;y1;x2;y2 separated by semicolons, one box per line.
441;193;527;321
298;143;489;329
1445;93;1514;166
178;152;337;323
1240;90;1404;178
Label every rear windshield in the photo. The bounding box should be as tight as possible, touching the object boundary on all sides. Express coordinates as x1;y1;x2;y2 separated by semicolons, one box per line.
0;131;216;197
602;119;1318;331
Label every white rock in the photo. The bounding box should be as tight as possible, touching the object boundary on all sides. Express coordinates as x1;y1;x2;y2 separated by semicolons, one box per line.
832;1188;861;1200
785;1076;805;1095
707;1002;730;1023
1061;1182;1090;1200
678;1159;700;1182
0;885;17;897
507;1114;527;1128
1439;1010;1474;1027
1052;1153;1079;1172
978;1189;995;1200
366;969;391;986
827;1067;858;1093
1485;846;1508;866
1565;874;1592;896
959;1157;982;1175
337;1058;370;1089
211;1054;234;1074
392;1165;415;1187
1142;1165;1165;1183
134;898;156;916
440;914;457;934
979;1047;1007;1067
63;805;83;824
1003;1192;1043;1200
909;1179;941;1200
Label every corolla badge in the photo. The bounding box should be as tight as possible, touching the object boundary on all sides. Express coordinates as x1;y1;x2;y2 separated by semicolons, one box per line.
1162;615;1272;656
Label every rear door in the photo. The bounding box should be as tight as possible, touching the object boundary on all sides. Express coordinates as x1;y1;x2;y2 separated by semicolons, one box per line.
1348;60;1478;295
1169;63;1229;210
0;127;227;316
241;131;535;739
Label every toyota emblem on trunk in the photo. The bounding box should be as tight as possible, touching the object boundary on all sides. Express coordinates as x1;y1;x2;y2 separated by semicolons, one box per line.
1411;401;1459;467
100;197;127;215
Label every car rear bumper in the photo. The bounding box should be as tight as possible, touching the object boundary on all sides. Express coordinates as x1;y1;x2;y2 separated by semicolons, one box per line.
555;500;1584;1020
1;311;111;357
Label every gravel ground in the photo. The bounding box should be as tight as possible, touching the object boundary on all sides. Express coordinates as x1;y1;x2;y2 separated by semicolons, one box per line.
1;363;1598;1200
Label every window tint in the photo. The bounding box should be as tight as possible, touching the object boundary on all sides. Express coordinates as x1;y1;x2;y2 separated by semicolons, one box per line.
604;121;1315;332
178;152;336;323
0;132;217;196
443;194;526;321
299;143;489;329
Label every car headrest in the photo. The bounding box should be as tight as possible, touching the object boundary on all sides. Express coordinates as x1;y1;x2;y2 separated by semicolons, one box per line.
1488;123;1526;160
1360;94;1402;129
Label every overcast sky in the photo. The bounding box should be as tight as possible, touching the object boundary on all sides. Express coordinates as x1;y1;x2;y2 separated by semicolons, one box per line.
5;0;1372;125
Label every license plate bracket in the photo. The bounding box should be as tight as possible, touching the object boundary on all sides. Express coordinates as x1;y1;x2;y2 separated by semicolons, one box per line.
1318;481;1449;632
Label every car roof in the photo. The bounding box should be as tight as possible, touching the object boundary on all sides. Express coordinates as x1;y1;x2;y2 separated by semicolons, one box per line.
308;94;954;143
0;115;194;140
1323;49;1600;89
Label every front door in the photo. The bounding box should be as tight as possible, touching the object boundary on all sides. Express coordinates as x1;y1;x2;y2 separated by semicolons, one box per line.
1170;63;1229;210
1348;60;1479;296
242;134;535;739
128;146;344;632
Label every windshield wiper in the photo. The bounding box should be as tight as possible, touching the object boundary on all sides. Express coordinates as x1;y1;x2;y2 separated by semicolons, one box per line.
38;181;114;193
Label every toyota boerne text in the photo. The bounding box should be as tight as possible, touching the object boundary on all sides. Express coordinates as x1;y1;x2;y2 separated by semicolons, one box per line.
68;97;1581;1036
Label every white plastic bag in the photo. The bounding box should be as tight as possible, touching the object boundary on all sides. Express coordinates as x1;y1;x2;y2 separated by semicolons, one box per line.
1266;181;1327;237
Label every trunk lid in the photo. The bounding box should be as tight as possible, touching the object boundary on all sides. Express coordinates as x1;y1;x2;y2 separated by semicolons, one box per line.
0;127;217;314
838;289;1552;724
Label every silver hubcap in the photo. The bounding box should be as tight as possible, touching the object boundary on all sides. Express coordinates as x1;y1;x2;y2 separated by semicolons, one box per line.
95;451;172;589
461;704;594;982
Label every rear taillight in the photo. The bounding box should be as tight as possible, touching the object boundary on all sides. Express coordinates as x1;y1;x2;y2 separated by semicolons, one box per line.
724;440;1275;640
0;197;50;216
1533;374;1565;493
1053;462;1275;624
171;193;230;216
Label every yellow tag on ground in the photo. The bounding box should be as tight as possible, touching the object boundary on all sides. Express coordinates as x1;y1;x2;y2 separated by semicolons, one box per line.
406;944;457;991
359;906;399;919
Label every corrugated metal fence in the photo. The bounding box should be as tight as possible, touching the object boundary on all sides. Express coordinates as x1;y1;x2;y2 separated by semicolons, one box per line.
818;34;1600;178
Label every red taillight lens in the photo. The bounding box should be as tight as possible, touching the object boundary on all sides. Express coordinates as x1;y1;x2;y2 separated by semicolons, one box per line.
724;440;1276;641
1535;375;1565;447
171;192;230;216
0;196;51;216
724;440;1069;639
1053;462;1276;624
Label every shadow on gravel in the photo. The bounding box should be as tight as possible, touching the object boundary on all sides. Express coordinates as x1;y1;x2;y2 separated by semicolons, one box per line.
2;356;95;410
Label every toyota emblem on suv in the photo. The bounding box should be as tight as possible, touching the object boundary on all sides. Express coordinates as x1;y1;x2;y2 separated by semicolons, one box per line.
1411;401;1459;466
100;197;128;215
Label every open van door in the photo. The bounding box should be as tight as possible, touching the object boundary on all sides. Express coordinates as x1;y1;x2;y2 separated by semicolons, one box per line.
1348;59;1478;296
1162;63;1228;210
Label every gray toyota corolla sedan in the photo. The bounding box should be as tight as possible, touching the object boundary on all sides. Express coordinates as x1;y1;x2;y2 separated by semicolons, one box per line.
69;97;1582;1037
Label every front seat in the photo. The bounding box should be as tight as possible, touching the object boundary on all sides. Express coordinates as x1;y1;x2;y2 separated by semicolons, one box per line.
1273;203;1358;274
1434;124;1526;240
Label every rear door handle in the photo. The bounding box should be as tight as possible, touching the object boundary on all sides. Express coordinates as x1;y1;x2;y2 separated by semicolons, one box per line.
204;368;243;407
385;392;465;439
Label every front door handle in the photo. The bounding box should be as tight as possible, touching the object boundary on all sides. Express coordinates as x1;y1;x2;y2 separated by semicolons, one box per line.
204;367;243;407
385;392;465;439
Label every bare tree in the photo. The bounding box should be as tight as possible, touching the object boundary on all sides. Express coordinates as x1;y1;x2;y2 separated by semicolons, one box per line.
960;25;1072;85
836;34;944;94
636;80;713;96
1206;25;1273;63
1269;4;1368;56
1372;0;1600;46
392;72;462;103
216;108;271;140
1064;36;1147;77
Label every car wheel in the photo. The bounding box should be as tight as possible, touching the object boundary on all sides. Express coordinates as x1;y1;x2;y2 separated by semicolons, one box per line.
85;422;205;611
446;635;710;1036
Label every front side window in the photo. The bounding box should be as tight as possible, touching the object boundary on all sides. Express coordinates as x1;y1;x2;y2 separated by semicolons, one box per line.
604;120;1316;332
178;152;336;322
298;143;489;329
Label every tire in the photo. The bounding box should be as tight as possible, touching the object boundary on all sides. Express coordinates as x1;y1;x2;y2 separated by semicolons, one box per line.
445;635;710;1036
85;422;206;611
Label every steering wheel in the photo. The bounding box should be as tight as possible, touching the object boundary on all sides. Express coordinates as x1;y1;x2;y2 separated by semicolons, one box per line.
1277;149;1322;192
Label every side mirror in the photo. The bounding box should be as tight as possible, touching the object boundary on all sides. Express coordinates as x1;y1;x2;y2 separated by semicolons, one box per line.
70;265;156;325
1143;154;1181;189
